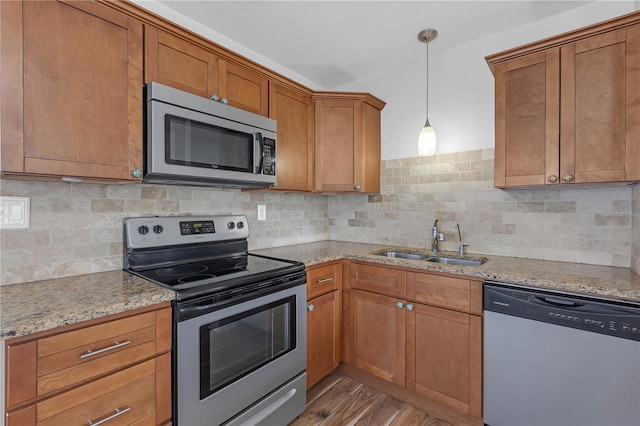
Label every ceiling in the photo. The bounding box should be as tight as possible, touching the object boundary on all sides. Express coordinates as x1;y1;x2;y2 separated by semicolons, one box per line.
156;1;594;89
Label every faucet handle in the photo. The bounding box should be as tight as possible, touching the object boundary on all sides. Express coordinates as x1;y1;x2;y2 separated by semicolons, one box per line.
438;232;445;241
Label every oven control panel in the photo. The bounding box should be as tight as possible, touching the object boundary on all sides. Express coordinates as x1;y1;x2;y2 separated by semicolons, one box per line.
180;220;215;235
124;215;249;249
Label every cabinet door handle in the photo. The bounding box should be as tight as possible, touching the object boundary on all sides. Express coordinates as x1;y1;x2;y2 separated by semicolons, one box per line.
80;340;131;359
88;407;131;426
405;303;414;311
307;304;315;312
316;277;334;284
548;175;559;183
396;301;404;309
354;184;361;191
131;168;143;178
562;173;574;182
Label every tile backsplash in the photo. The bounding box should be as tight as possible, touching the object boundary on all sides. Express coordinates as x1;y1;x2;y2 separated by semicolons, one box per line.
328;149;636;269
0;180;327;285
1;148;638;285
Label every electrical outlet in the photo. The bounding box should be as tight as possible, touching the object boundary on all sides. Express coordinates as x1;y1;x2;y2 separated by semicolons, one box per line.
257;204;266;221
0;196;30;229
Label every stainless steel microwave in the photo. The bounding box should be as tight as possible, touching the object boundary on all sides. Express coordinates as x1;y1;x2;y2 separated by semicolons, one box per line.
144;82;277;188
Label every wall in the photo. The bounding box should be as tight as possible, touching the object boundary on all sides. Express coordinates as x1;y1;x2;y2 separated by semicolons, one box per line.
335;1;638;159
328;150;634;268
0;179;327;286
633;184;640;274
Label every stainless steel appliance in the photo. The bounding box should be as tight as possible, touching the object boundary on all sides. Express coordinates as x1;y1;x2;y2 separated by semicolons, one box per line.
484;281;640;426
144;82;277;188
123;215;306;426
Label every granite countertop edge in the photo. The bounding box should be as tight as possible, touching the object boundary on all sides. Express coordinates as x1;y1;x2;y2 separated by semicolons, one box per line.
253;241;640;303
1;270;175;341
3;240;639;340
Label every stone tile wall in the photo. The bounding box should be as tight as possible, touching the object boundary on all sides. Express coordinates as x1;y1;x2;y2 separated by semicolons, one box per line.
1;149;637;286
327;149;635;268
0;180;327;285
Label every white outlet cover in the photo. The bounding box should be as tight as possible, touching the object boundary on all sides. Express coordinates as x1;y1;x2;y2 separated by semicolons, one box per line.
0;196;30;229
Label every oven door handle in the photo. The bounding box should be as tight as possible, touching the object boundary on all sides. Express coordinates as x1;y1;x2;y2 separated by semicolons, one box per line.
179;303;219;317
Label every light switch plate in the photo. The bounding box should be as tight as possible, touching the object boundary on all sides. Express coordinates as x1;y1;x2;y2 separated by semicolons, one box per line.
0;196;30;229
257;204;266;221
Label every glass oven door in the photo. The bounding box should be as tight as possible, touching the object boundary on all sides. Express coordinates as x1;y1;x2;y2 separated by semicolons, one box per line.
176;283;306;426
199;295;296;399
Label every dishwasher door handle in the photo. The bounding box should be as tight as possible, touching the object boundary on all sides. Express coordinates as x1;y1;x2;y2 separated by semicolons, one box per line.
534;295;583;308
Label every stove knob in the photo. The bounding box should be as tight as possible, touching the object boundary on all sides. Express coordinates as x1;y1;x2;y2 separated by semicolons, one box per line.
153;225;164;234
237;221;244;229
227;222;236;230
138;225;149;235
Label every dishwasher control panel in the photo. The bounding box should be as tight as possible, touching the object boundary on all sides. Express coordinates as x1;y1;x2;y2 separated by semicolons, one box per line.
484;282;640;341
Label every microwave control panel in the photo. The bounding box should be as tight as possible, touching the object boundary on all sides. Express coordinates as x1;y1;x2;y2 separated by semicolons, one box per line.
262;137;276;176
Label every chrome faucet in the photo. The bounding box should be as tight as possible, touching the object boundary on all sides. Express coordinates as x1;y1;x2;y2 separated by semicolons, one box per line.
431;219;445;252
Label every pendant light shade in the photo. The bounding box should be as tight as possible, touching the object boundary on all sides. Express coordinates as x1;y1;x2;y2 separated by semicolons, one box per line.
417;28;437;156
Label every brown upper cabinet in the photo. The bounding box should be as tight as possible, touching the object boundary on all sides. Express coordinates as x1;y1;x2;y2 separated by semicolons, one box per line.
0;0;144;181
269;83;314;191
314;93;386;193
487;12;640;188
145;27;269;116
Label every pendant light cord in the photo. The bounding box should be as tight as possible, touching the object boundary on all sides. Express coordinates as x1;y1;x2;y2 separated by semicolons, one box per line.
425;37;429;124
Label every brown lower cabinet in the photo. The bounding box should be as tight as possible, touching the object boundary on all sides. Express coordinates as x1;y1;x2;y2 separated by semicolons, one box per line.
306;262;343;389
346;262;483;419
4;303;172;426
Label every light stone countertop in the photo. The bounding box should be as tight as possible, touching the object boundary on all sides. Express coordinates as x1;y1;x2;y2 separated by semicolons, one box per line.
0;270;175;340
253;240;640;303
3;241;639;341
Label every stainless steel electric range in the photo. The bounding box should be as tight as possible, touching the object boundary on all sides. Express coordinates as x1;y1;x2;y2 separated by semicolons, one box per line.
123;215;307;426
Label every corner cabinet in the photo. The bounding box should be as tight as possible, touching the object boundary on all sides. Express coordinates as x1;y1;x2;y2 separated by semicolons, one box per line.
347;262;483;419
306;262;343;388
314;93;386;193
4;303;172;426
487;12;640;188
0;0;144;182
144;26;269;117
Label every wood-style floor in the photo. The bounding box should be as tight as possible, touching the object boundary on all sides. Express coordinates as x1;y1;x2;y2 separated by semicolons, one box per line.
290;372;454;426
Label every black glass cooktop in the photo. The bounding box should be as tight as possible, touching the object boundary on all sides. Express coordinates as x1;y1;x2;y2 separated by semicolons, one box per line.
132;254;299;294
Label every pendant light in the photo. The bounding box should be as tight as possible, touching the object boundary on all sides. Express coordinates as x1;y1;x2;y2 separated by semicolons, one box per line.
417;28;437;156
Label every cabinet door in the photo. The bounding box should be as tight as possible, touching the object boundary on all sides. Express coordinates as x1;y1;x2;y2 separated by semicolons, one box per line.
144;26;219;98
306;290;341;389
1;0;143;180
494;50;560;187
560;25;640;184
269;83;314;191
406;303;482;417
348;290;405;386
314;99;358;192
220;61;269;116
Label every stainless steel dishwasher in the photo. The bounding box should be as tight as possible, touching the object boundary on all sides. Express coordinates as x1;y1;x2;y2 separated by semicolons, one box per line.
484;281;640;426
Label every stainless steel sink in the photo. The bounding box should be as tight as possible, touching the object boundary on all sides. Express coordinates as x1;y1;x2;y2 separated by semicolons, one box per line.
381;251;426;260
425;256;485;266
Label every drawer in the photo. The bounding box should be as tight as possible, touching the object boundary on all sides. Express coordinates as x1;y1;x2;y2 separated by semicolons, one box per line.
406;272;482;314
5;306;171;409
351;262;406;298
307;263;341;299
36;358;158;426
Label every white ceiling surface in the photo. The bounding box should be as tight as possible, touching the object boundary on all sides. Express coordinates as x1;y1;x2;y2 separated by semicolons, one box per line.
136;0;638;158
155;1;594;90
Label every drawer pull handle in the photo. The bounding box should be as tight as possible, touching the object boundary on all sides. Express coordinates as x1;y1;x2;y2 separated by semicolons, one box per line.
80;340;131;359
316;277;334;284
88;407;131;426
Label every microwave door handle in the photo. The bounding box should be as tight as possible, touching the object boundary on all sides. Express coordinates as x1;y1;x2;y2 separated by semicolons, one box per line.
255;132;264;175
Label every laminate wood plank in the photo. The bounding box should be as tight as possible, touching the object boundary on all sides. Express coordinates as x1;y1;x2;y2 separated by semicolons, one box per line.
291;372;452;426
